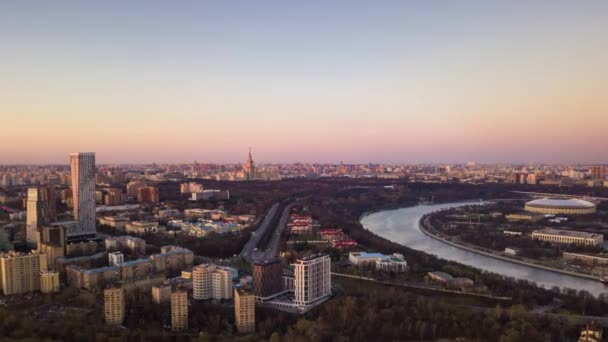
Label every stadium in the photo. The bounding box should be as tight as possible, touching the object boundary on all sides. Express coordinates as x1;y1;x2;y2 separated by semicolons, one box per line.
524;198;597;215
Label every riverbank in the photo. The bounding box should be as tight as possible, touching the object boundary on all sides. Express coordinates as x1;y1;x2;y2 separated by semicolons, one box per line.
332;272;512;302
357;199;483;222
418;211;601;282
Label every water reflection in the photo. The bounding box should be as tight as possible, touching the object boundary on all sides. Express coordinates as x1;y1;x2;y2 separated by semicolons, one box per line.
361;202;608;297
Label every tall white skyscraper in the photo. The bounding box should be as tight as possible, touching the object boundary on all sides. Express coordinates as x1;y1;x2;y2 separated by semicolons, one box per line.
70;152;96;239
294;254;331;306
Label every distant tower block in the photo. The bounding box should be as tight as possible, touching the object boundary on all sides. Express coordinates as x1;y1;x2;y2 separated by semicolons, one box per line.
70;152;96;240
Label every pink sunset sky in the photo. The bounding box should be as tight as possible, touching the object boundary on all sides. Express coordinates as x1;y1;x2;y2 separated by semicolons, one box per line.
1;2;607;164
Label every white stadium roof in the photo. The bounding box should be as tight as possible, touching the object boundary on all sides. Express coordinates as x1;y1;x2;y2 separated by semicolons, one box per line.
525;198;596;209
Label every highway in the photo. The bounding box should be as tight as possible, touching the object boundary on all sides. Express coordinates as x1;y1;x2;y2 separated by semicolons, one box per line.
239;202;279;263
240;200;295;263
264;202;294;260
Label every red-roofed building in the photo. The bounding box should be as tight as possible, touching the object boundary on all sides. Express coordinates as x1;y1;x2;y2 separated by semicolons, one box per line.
331;240;358;248
320;229;344;241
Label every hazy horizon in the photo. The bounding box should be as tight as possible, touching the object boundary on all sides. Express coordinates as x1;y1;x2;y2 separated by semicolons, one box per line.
2;1;607;164
0;154;606;167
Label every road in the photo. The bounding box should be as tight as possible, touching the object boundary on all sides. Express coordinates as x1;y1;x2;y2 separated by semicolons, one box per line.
263;202;294;260
240;203;279;263
239;200;296;263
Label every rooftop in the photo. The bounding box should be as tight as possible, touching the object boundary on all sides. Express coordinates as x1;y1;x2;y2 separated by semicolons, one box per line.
526;198;596;209
533;228;601;239
350;252;389;260
254;258;282;266
298;253;329;262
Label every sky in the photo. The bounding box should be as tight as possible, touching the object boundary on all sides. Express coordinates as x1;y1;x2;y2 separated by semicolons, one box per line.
1;1;607;164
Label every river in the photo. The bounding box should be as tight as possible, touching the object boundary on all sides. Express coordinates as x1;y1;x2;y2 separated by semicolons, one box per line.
360;202;608;297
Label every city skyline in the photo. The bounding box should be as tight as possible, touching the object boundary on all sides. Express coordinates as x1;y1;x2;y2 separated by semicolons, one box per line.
0;148;608;166
2;1;607;164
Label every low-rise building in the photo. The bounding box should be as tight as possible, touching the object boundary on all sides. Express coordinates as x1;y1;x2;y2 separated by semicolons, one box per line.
504;248;521;256
375;253;408;272
288;214;313;235
55;252;106;276
579;321;603;342
427;271;454;283
183;220;243;237
563;252;608;265
330;240;358;249
446;277;475;291
319;228;343;241
66;246;192;290
348;252;407;271
109;251;124;266
532;228;604;246
505;213;543;222
65;240;98;257
105;236;146;255
125;221;162;235
348;252;386;266
98;216;129;230
150;246;194;275
158;209;182;219
191;190;230;201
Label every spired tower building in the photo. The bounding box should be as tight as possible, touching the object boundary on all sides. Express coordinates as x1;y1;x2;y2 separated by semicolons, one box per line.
70;152;96;240
243;148;256;181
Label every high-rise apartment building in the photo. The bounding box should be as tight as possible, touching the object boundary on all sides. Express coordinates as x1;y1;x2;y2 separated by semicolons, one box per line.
26;187;57;247
104;188;127;206
37;225;66;247
171;289;188;331
126;181;146;198
36;224;67;271
192;264;214;300
192;264;233;301
136;186;159;203
0;252;47;295
151;282;172;304
253;258;283;300
0;226;11;252
40;270;60;293
104;285;125;325
591;166;607;180
211;267;232;300
294;254;331;306
234;287;255;333
70;152;96;240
